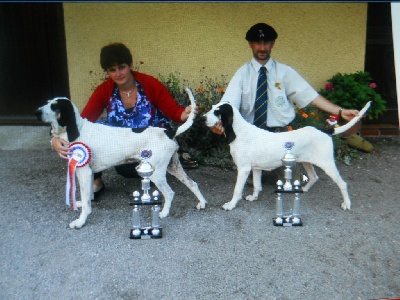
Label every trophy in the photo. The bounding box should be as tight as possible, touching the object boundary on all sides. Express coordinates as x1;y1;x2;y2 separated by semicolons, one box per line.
273;142;303;227
129;150;163;239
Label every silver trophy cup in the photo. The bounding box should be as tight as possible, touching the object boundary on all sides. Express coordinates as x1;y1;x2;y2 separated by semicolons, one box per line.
129;150;163;239
273;142;303;227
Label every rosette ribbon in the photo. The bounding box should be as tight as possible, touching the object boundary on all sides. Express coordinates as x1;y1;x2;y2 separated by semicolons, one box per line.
66;142;91;210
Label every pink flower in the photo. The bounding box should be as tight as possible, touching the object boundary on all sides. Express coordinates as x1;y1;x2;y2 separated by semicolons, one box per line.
325;83;334;90
369;82;377;89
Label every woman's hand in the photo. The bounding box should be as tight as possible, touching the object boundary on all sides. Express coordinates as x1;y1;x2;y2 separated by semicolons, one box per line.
51;137;71;159
180;104;198;122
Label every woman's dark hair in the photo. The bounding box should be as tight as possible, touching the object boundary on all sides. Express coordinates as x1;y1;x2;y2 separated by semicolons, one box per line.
100;43;133;71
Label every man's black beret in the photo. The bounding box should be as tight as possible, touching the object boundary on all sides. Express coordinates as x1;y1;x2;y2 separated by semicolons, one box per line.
245;23;278;42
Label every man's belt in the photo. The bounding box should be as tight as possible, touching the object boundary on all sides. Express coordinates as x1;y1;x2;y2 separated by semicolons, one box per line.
259;124;289;132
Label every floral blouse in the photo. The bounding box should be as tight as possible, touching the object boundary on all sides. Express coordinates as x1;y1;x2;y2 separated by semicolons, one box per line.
98;81;172;130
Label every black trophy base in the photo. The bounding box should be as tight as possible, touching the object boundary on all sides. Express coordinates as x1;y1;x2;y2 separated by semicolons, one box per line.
130;227;163;239
273;216;303;227
274;189;303;194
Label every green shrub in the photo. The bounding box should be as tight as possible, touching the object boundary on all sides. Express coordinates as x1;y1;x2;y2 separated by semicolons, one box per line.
158;70;234;168
319;71;387;120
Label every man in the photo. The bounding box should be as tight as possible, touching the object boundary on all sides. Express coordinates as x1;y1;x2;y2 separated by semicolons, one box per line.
210;23;360;184
211;22;359;135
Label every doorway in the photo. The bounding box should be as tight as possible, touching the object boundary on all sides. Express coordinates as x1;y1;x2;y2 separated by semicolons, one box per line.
364;2;398;125
0;3;70;125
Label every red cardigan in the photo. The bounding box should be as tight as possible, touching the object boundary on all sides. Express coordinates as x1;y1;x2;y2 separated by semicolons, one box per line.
81;71;185;123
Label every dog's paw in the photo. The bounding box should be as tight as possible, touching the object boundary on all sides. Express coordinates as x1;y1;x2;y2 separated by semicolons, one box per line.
302;178;318;192
245;195;258;201
76;201;82;208
341;202;351;210
222;202;236;211
159;210;169;219
69;219;84;229
196;202;206;210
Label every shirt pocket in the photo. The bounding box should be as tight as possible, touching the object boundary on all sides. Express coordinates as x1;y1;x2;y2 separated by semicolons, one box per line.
270;88;288;109
240;91;253;112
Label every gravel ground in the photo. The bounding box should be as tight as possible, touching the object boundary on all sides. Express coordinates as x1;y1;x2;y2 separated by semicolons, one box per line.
0;126;399;300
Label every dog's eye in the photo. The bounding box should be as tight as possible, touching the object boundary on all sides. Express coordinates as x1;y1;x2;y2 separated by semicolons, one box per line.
213;109;220;116
50;101;59;112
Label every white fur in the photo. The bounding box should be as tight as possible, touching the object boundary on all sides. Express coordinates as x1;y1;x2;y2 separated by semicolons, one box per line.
36;88;207;229
203;101;371;211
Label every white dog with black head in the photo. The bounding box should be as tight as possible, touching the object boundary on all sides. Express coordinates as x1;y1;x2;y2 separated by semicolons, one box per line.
35;88;207;229
202;101;371;211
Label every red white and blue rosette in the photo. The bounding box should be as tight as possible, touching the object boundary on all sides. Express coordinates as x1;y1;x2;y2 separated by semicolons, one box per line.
68;142;92;167
66;142;92;211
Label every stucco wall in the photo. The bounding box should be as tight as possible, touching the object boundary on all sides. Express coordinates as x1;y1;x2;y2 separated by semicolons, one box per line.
63;2;367;110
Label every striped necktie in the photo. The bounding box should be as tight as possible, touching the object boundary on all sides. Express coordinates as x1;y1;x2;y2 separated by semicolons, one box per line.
254;66;268;127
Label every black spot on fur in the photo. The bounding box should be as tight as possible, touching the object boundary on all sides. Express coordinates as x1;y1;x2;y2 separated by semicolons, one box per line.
164;129;177;140
131;128;147;133
217;104;236;144
51;99;80;142
321;126;335;135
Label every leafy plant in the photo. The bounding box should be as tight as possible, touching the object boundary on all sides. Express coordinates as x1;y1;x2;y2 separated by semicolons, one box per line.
158;70;233;168
319;71;387;120
289;106;328;132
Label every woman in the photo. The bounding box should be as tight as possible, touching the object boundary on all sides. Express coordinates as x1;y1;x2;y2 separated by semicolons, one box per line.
52;43;197;199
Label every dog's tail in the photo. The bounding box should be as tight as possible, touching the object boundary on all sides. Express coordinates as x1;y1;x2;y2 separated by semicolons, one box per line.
174;88;196;138
332;101;371;136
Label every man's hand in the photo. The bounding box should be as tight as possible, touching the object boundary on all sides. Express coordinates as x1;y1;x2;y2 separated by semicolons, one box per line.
210;121;225;135
341;108;360;122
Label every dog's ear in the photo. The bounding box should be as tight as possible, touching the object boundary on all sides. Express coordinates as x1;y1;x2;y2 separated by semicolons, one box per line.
218;104;236;144
51;99;80;141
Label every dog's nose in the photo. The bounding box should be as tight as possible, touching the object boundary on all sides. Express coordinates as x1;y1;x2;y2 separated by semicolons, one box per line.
34;109;42;120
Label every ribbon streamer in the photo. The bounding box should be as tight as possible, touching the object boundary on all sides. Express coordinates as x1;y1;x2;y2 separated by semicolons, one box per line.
66;142;91;211
66;158;78;210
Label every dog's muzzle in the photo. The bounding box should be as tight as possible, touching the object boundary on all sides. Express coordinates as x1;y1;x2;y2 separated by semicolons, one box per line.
34;108;43;121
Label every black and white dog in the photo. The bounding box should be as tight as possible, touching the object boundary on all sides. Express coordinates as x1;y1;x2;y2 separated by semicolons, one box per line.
35;88;207;229
202;101;371;211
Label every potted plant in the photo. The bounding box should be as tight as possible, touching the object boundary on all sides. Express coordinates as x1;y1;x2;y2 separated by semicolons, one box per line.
319;71;387;120
319;71;387;154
